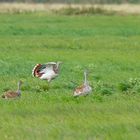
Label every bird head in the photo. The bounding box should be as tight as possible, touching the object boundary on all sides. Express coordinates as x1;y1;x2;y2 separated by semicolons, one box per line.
56;61;63;68
18;80;23;87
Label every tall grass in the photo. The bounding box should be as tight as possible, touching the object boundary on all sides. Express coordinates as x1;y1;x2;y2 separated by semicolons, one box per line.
54;6;116;15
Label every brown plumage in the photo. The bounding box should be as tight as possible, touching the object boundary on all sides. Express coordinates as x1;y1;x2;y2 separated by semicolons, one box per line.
73;70;92;97
2;81;22;99
74;85;86;94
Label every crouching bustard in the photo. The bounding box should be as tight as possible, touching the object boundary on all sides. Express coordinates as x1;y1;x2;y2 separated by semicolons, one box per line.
2;81;22;99
73;70;92;97
32;62;62;83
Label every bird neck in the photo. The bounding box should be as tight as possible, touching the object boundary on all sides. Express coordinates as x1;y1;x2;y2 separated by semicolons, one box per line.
17;83;21;95
84;72;88;85
54;63;60;73
17;90;21;95
56;63;60;69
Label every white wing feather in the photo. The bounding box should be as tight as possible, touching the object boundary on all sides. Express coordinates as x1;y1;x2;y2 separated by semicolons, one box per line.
39;65;58;80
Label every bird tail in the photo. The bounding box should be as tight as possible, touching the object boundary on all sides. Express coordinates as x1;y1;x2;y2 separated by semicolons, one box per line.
32;64;41;77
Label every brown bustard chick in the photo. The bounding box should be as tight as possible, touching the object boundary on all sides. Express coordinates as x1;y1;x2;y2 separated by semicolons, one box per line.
2;81;22;99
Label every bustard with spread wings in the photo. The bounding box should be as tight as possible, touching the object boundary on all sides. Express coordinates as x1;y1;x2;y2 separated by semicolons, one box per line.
32;62;62;82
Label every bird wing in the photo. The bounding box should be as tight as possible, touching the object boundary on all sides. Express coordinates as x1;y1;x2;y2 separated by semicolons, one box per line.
74;85;85;94
47;62;60;73
32;63;55;78
3;91;18;98
46;62;57;65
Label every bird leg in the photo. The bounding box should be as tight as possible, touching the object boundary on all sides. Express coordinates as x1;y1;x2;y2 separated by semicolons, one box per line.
47;79;52;90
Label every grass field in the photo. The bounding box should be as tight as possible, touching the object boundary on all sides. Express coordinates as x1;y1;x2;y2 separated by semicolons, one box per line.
0;12;140;140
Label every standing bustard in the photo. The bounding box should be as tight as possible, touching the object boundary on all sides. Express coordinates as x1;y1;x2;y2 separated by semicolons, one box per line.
73;70;92;97
2;80;22;99
32;62;62;82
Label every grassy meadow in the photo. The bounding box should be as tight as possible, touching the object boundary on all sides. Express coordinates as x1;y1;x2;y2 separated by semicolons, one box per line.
0;12;140;139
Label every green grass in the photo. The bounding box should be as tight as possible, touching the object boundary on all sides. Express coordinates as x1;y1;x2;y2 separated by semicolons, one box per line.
0;12;140;139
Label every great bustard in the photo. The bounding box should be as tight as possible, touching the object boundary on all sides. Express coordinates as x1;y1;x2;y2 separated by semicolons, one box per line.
2;81;22;99
32;62;62;82
73;70;92;97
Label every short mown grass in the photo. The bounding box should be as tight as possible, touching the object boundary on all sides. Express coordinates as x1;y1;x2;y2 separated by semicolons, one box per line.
0;12;140;139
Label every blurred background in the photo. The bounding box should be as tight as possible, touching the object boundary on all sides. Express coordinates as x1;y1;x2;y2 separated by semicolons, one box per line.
0;0;139;4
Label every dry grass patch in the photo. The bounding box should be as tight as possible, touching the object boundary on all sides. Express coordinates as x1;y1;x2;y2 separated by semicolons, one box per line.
0;3;140;14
